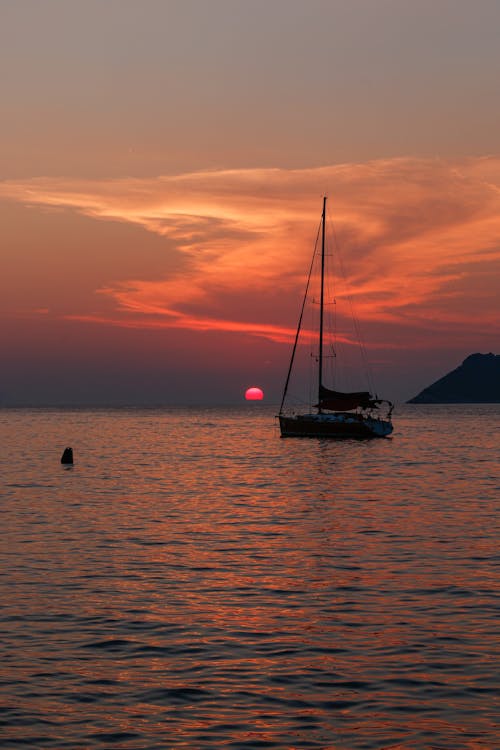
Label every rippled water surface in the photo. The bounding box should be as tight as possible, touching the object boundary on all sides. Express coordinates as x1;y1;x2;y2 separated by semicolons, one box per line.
1;405;499;749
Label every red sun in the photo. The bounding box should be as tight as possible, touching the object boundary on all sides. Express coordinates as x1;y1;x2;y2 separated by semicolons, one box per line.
245;386;264;401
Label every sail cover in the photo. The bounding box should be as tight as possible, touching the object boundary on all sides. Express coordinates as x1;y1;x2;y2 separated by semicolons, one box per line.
317;385;375;411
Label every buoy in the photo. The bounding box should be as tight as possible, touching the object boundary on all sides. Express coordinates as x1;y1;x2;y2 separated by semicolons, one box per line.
61;447;73;464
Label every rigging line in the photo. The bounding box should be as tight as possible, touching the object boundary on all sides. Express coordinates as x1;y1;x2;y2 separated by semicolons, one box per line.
327;215;377;396
279;217;322;414
322;226;338;386
318;196;327;409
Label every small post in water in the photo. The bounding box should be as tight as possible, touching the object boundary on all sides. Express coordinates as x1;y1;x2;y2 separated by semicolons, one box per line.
61;447;73;465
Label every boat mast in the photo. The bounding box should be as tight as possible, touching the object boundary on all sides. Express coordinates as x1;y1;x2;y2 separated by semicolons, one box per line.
318;196;326;413
278;212;323;416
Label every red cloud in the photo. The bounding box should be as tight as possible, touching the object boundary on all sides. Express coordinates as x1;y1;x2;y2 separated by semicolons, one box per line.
1;157;499;349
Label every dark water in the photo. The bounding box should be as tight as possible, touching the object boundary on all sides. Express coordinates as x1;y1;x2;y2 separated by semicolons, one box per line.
1;405;498;749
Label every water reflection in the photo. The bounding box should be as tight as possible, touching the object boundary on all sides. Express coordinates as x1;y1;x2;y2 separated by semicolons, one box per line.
0;405;498;748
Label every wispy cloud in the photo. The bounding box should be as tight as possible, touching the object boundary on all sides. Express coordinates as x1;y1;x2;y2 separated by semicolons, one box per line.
1;157;499;348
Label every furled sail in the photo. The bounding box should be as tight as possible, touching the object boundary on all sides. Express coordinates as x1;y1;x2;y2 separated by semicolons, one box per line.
317;385;376;411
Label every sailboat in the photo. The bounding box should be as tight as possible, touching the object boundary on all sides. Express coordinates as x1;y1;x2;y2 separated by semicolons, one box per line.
278;197;394;438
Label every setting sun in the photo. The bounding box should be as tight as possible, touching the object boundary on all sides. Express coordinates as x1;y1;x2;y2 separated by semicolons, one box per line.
245;387;264;401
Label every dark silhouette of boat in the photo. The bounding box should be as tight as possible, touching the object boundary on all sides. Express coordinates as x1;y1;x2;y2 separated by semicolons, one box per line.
278;197;394;438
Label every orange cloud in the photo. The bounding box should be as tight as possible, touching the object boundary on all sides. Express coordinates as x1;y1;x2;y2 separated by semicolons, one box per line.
1;157;499;349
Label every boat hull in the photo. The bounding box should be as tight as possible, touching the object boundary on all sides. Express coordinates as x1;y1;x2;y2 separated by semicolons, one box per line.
279;412;393;438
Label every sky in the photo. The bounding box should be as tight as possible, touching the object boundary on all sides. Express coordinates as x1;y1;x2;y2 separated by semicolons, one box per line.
1;0;499;405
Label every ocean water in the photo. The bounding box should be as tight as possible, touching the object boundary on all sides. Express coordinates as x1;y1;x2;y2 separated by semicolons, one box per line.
0;404;498;750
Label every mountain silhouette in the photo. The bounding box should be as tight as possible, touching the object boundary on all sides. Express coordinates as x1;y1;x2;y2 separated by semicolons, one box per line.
408;353;500;403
